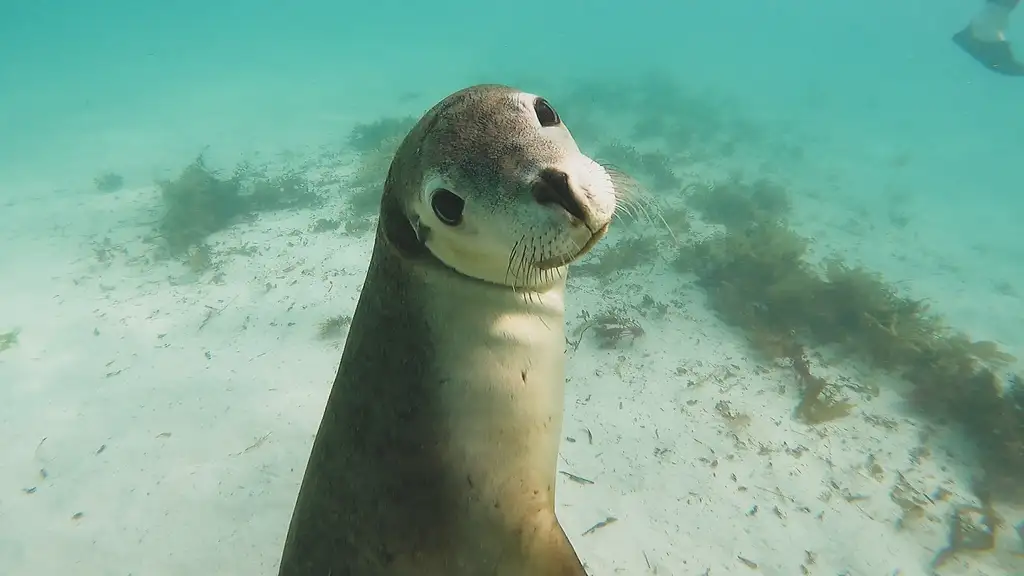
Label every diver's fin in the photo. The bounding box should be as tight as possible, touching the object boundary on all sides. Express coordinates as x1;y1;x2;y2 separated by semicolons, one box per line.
953;26;1024;76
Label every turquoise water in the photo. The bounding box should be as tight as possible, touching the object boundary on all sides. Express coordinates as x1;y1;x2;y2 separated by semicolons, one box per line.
1;1;1023;574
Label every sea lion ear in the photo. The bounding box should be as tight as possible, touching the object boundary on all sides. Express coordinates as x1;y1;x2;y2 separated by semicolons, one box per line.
380;192;430;258
412;216;431;245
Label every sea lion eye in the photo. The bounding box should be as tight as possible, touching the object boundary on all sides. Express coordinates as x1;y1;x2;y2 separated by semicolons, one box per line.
533;97;560;127
430;188;464;226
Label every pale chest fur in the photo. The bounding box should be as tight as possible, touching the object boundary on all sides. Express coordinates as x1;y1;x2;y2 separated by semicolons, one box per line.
420;273;569;512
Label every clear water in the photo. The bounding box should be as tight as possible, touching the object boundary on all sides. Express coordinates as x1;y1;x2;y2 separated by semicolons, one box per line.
1;1;1022;574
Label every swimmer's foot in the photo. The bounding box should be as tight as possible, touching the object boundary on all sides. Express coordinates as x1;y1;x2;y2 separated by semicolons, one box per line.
953;26;1024;76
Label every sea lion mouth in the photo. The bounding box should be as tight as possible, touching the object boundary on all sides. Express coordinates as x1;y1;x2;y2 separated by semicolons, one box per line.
533;223;610;270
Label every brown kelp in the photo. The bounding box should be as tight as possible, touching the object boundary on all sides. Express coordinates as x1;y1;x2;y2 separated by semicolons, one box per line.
675;178;1023;490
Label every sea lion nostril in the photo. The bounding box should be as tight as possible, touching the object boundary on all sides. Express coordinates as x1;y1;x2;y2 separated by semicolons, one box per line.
531;168;586;222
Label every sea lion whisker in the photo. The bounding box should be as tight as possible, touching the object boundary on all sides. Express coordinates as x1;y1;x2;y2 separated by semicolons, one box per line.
505;236;524;287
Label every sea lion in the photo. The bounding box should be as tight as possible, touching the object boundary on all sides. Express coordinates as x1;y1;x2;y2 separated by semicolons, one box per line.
278;84;621;575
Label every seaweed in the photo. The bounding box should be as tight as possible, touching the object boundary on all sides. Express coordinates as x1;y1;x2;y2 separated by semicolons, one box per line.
674;219;811;335
157;154;322;256
345;133;404;219
244;169;322;212
317;315;351;340
594;142;681;194
932;483;1002;570
741;329;854;424
157;155;245;255
569;309;644;350
94;171;124;193
0;328;19;353
348;116;416;154
623;76;729;149
185;243;215;275
889;473;937;531
340;116;418;221
675;183;1024;489
658;205;693;236
810;259;944;366
686;176;792;228
574;235;659;279
92;237;124;264
715;400;752;431
309;218;341;233
789;345;855;424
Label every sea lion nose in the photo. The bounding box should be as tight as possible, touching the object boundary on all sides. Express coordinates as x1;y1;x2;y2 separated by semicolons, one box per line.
531;168;588;225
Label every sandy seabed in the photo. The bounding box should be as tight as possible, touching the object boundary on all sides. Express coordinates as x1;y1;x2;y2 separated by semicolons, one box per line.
1;138;1023;576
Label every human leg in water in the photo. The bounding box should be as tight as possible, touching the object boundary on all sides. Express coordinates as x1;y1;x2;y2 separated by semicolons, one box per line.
953;0;1024;75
